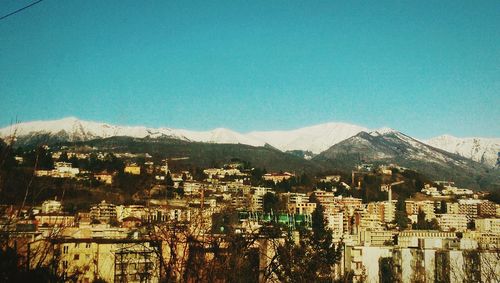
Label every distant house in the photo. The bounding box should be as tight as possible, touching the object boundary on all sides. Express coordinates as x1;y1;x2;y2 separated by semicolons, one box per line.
41;199;63;214
124;164;141;175
54;162;80;177
203;168;241;179
94;172;114;184
35;213;75;227
90;200;117;224
121;216;142;228
35;162;79;178
262;172;294;183
319;175;341;183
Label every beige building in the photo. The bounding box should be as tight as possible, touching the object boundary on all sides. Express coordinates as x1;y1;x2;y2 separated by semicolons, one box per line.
94;172;114;184
262;172;294;183
436;213;468;231
28;238;161;283
405;200;436;221
90;200;117;224
475;218;500;234
124;164;141;175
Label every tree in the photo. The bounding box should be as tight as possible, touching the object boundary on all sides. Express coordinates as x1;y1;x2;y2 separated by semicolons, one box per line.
414;210;439;230
379;257;396;283
165;172;175;199
395;210;410;230
269;203;342;282
262;192;279;214
58;152;69;162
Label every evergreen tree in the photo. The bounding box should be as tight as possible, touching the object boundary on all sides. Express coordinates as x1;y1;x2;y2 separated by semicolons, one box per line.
272;203;342;282
262;192;279;214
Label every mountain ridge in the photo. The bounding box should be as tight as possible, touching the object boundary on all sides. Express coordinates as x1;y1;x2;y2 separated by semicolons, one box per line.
314;130;499;190
0;117;498;166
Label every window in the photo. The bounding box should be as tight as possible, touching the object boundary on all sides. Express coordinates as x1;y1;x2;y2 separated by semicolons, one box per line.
62;260;68;269
85;243;91;249
63;246;69;254
74;254;79;260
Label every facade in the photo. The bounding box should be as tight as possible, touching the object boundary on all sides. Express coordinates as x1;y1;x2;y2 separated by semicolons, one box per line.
262;172;294;183
94;172;114;184
90;201;118;223
436;213;468;232
475;218;500;234
405;200;436;221
478;201;497;217
41;199;63;214
28;238;161;283
343;245;393;283
319;175;341;183
35;213;75;227
124;164;141;175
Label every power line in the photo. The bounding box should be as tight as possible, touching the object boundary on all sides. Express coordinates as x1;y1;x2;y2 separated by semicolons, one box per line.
0;0;44;22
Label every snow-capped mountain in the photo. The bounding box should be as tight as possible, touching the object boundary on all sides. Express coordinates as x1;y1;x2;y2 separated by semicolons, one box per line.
0;117;189;143
175;128;265;146
313;130;498;189
1;117;498;168
247;122;368;154
426;135;500;167
0;117;365;152
317;130;472;167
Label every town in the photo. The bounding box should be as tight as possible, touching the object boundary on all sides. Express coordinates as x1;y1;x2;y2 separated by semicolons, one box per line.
0;145;498;283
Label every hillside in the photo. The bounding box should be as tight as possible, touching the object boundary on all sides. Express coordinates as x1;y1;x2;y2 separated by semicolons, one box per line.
314;130;500;190
55;136;326;174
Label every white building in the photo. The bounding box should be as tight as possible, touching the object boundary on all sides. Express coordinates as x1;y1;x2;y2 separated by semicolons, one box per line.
41;199;63;214
475;218;500;234
436;213;468;231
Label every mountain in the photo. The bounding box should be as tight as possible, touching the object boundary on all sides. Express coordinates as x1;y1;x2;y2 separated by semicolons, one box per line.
0;117;189;146
1;118;498;170
314;130;500;190
247;122;368;154
0;117;364;152
174;128;264;147
425;135;500;167
56;136;325;174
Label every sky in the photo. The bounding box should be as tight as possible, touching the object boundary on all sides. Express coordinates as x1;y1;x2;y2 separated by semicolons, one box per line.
0;1;499;138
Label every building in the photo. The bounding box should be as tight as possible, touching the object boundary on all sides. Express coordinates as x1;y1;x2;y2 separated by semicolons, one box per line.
343;245;393;283
28;238;161;283
326;212;344;241
436;213;468;232
456;199;482;219
262;172;294;183
405;200;436;221
41;199;63;214
124;164;141;175
319;175;341;183
203;168;241;179
94;172;114;184
288;202;317;215
250;187;274;211
313;190;336;205
475;218;500;234
35;213;75;227
90;201;118;224
34;162;80;178
478;201;497;217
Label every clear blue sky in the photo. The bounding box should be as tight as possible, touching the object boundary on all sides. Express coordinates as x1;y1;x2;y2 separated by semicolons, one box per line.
1;1;499;138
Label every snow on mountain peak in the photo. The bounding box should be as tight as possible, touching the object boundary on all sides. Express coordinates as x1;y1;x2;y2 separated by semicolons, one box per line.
2;117;497;165
425;135;500;167
247;122;368;153
0;118;368;153
370;127;398;136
